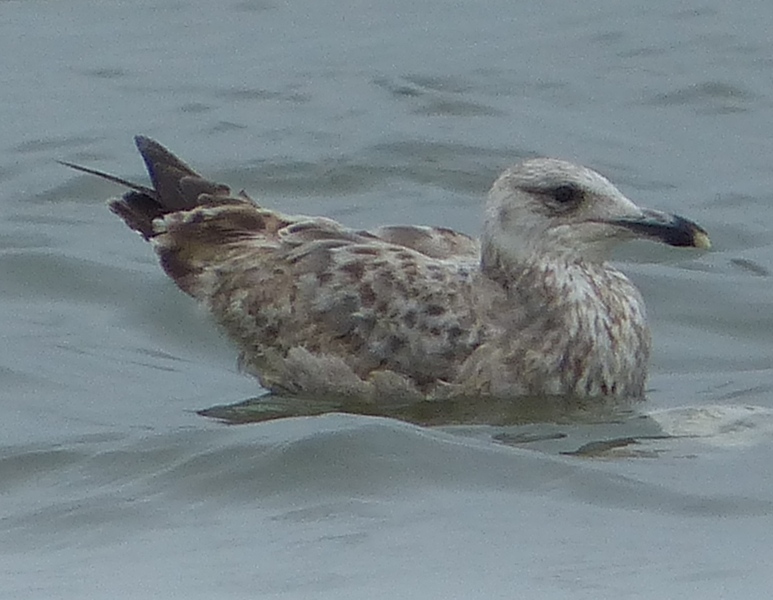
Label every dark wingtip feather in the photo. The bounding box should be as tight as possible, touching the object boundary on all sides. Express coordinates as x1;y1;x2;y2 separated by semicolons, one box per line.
132;135;230;211
108;192;165;240
62;136;240;239
57;160;156;197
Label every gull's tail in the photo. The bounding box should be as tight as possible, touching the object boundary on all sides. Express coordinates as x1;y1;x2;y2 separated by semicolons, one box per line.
60;136;233;239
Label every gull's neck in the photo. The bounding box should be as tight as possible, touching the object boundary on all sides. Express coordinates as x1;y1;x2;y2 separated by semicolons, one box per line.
480;238;614;294
477;238;650;399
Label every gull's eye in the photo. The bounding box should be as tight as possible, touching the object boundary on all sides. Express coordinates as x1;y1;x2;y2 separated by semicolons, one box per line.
552;184;583;205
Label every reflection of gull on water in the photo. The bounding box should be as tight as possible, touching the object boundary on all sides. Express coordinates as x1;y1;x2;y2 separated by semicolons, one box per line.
61;137;709;403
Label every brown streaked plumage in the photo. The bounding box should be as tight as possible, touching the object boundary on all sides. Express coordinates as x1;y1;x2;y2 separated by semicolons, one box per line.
61;136;710;402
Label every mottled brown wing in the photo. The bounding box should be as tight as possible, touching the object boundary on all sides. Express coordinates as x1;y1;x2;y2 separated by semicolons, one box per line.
150;204;488;393
369;225;480;260
65;136;491;396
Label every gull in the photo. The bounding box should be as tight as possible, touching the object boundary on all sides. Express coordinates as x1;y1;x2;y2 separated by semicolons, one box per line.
61;137;710;403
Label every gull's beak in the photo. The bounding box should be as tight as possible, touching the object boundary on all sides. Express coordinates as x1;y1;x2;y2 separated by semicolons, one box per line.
607;208;711;250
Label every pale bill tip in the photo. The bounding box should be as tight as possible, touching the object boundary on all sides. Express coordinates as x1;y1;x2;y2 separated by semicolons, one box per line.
693;230;711;250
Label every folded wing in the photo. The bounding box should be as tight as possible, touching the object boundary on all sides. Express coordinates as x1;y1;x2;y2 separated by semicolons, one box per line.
70;137;489;396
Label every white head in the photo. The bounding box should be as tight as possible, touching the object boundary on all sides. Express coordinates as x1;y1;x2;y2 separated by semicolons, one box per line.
482;158;709;269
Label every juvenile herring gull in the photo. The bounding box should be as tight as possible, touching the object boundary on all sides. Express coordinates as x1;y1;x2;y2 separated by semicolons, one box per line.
61;137;710;402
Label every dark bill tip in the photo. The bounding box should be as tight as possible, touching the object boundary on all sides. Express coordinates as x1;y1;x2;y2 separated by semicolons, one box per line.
610;210;711;250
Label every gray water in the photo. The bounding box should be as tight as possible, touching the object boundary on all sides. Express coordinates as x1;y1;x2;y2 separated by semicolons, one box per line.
3;0;773;597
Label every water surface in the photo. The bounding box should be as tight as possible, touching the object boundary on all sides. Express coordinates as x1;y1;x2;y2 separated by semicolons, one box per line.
2;0;773;598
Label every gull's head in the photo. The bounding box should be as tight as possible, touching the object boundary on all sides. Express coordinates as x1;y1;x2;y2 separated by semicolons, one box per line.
482;158;710;266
